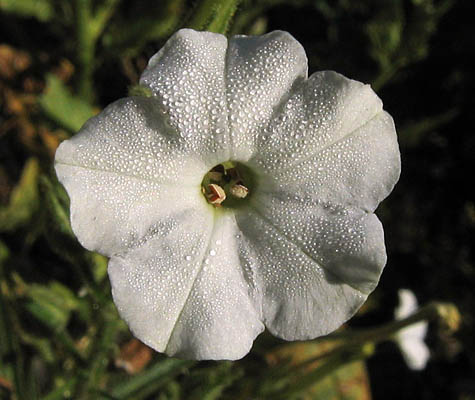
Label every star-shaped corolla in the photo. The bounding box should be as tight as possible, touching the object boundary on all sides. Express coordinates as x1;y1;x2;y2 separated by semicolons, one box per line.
395;289;430;370
55;29;400;360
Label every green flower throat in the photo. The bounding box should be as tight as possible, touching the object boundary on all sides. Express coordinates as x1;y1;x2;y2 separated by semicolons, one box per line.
201;161;256;209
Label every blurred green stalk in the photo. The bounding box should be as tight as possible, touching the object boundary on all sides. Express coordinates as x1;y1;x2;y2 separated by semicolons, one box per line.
75;0;120;102
187;0;242;34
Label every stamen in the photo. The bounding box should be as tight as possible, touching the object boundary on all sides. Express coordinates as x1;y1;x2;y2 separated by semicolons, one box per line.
206;184;226;206
201;162;254;208
229;184;249;199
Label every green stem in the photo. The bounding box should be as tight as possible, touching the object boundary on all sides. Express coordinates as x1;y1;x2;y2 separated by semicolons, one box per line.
56;330;88;366
187;0;241;34
93;0;121;35
75;0;120;102
398;108;459;147
290;301;459;374
187;0;216;30
322;301;454;347
265;301;459;398
111;359;195;399
207;0;241;34
75;0;95;102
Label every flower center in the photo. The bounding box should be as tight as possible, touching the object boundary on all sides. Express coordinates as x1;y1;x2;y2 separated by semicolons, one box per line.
201;161;255;209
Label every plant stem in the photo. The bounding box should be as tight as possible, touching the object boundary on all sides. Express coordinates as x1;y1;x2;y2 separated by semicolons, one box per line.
75;0;120;102
322;301;457;347
187;0;241;34
75;0;95;102
266;300;459;398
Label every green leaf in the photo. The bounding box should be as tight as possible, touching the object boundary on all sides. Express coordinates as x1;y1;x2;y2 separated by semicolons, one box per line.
90;252;108;283
0;0;54;21
40;175;73;236
111;359;194;399
38;74;96;133
0;243;31;400
399;108;459;147
262;341;374;400
40;175;110;305
0;241;12;359
16;328;55;363
188;362;243;400
0;240;8;264
0;158;39;232
25;282;80;332
41;377;78;400
366;0;454;90
299;359;371;400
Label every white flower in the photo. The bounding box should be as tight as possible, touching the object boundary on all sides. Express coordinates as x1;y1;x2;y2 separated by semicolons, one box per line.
395;289;430;370
55;29;400;360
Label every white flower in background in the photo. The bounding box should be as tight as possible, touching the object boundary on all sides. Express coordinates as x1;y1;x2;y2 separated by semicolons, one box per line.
395;289;430;370
55;29;400;360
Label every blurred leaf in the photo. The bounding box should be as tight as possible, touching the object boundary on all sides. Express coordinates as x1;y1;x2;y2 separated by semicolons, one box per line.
0;243;31;399
0;241;11;358
25;281;80;332
0;158;39;232
399;108;459;147
41;377;78;400
366;3;403;70
83;305;124;396
367;0;454;90
264;341;372;400
38;74;96;133
40;175;78;252
111;359;194;399
16;328;55;363
91;252;108;283
103;0;184;56
158;381;182;400
188;362;243;400
0;0;53;21
0;240;8;264
40;175;110;306
306;360;371;400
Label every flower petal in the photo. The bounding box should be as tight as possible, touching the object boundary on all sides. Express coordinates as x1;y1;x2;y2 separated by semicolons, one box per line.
395;289;429;370
251;71;400;212
55;97;208;256
397;330;430;370
108;211;264;360
250;192;387;294
235;203;383;340
140;29;231;166
395;289;420;320
226;31;307;160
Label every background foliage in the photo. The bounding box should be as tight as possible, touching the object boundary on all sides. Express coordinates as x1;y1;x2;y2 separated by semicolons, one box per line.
0;0;473;399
